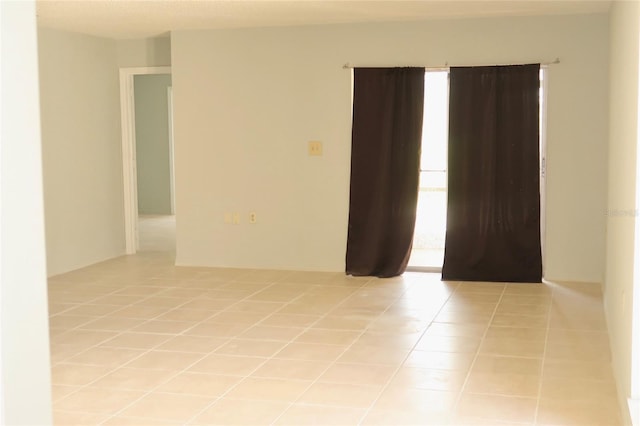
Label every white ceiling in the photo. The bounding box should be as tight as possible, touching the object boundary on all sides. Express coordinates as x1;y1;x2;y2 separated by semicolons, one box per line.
36;0;612;40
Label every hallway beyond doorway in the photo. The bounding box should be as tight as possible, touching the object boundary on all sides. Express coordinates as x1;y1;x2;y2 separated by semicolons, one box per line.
138;214;175;253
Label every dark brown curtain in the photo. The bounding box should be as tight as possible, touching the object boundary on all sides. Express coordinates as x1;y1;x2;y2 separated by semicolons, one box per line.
442;64;542;283
345;67;425;278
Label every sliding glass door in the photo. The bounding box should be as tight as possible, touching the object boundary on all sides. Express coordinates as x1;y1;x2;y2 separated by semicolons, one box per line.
408;71;449;270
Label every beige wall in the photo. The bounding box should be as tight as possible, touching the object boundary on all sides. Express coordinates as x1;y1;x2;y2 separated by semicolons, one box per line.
117;36;171;67
1;1;52;423
38;28;125;276
171;14;609;280
606;1;640;424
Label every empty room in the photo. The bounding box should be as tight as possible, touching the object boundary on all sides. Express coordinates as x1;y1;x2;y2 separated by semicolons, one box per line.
2;0;640;425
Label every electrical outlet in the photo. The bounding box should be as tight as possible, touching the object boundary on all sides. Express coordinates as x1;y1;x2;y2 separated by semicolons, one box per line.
232;213;240;225
308;141;323;156
249;212;257;224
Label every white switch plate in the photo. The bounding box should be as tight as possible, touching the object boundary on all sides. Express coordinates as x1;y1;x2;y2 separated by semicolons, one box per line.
308;141;322;156
232;213;240;224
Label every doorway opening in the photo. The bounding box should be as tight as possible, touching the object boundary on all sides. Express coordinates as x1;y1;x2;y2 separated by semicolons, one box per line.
119;66;175;255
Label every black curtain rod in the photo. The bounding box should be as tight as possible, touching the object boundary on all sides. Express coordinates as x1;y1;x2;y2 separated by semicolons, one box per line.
342;58;560;69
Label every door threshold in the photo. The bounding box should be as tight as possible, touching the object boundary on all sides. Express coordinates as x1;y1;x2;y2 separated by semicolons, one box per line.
405;266;442;273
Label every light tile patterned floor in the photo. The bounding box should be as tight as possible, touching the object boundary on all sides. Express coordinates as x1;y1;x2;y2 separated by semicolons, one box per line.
49;254;622;425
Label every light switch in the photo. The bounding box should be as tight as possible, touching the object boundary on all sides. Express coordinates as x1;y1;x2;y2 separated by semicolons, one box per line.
232;213;240;225
308;141;323;156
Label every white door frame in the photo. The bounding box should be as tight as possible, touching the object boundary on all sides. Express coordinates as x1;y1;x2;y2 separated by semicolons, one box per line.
119;66;171;254
167;86;176;215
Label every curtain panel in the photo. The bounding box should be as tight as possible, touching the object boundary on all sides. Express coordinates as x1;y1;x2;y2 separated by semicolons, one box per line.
345;67;425;278
442;64;543;283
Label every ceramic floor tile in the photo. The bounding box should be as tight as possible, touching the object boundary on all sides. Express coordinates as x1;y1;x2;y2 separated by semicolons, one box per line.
214;338;288;357
361;409;451;425
238;325;305;341
188;354;267;375
389;366;468;391
373;386;458;413
495;303;549;316
77;316;146;332
451;414;533;425
191;398;290;425
185;322;253;338
484;326;547;341
54;387;145;414
274;342;347;362
132;320;196;334
115;285;166;296
423;322;487;338
250;358;331;381
275;403;366;425
207;310;271;325
156;372;242;397
123;350;205;371
260;313;321;327
354;330;424;348
102;416;183;425
455;282;505;293
472;355;542;375
545;329;612;361
48;258;624;425
433;310;493;325
337;344;411;365
133;296;186;309
224;377;311;402
539;377;618;401
51;384;81;402
464;371;540;397
415;334;482;353
119;391;214;422
65;346;146;367
53;410;109;426
318;363;397;386
456;393;537;424
106;305;169;320
50;364;114;386
490;313;549;328
536;397;622;425
156;335;229;353
101;332;172;349
311;315;373;331
439;301;498;315
294;328;361;345
447;293;502;304
52;329;119;347
403;350;475;371
227;300;286;313
499;294;551;305
479;336;546;358
504;283;551;295
49;315;95;329
156;308;217;322
298;382;383;408
542;358;615;381
91;367;176;391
